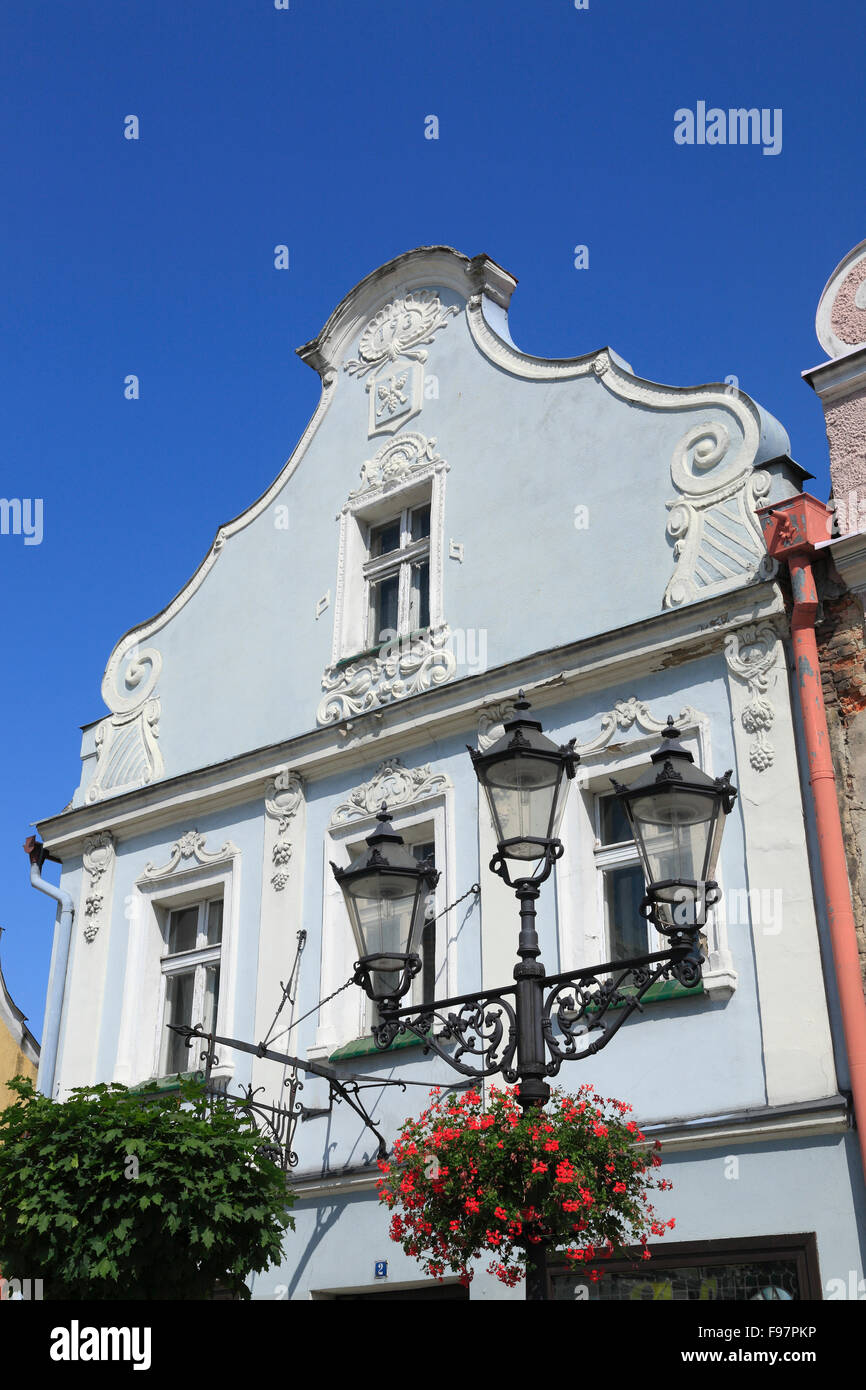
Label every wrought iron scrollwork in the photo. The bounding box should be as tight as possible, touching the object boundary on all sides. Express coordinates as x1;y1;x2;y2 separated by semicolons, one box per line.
542;960;671;1070
541;942;704;1071
229;1081;306;1171
373;990;519;1080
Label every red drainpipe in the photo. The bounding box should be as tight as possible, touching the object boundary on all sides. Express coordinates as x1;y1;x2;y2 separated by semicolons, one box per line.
758;494;866;1182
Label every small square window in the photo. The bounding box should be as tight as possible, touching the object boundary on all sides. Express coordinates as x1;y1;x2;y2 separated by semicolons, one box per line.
369;519;402;558
598;794;632;848
409;504;431;542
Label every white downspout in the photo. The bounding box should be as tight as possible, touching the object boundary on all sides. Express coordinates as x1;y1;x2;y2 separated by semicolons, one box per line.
25;837;74;1097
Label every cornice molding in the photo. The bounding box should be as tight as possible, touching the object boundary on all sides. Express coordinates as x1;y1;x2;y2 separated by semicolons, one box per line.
818;529;866;595
289;1095;850;1195
37;578;787;858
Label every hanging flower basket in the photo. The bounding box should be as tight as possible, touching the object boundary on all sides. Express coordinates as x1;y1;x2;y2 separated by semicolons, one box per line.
376;1083;674;1288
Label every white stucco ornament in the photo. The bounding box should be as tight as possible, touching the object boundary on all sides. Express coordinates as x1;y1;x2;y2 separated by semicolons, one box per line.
144;829;239;879
317;624;457;726
82;830;115;943
349;432;443;498
345;290;458;377
345;290;458;437
330;757;450;826
724;623;779;771
265;770;305;891
663;422;774;609
86;646;164;804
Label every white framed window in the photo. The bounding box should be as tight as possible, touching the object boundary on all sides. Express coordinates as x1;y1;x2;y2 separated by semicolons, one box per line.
365;501;431;647
115;839;240;1088
159;897;224;1076
328;436;449;670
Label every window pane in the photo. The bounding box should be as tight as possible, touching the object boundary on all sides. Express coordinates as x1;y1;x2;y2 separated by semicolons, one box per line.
161;971;195;1074
202;964;220;1035
167;907;198;955
599;794;633;847
410;504;431;541
410;561;430;630
552;1257;803;1301
604;865;648;959
411;841;436;867
372;574;399;642
206;899;223;945
369;519;401;558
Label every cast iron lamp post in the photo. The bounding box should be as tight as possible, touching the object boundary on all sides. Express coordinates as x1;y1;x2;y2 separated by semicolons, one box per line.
331;694;737;1300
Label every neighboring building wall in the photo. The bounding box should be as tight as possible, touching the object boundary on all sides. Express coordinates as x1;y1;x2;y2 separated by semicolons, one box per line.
816;574;866;988
804;238;866;1000
0;960;39;1102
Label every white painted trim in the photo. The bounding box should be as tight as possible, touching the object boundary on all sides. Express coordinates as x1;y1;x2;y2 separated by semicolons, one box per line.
113;838;241;1086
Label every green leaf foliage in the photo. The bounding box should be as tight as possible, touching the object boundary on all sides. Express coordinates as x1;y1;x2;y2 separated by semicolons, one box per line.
0;1075;295;1300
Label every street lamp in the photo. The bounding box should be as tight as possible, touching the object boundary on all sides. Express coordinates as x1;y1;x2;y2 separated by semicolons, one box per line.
611;717;737;932
467;692;577;874
330;805;439;1005
330;695;737;1299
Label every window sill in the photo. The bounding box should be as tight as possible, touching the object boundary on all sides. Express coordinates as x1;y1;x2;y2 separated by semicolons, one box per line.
128;1070;205;1095
328;1032;430;1062
128;1063;233;1095
335;629;431;671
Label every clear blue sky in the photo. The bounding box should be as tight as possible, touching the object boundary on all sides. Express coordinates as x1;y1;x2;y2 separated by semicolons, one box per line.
2;0;863;1037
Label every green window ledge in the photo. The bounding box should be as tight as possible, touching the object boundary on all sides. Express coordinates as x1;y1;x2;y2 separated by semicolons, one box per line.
587;977;704;1012
128;1071;204;1095
329;980;702;1063
329;1032;429;1062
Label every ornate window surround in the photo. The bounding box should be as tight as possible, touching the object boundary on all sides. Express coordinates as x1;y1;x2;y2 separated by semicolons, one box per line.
113;832;241;1086
555;702;737;1000
317;435;453;726
310;760;456;1058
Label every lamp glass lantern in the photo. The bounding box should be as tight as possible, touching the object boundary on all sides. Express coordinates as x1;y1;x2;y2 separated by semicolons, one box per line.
612;718;736;928
469;693;578;861
331;806;439;1001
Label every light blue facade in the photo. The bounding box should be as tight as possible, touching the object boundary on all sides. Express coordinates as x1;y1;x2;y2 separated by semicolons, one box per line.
37;247;865;1300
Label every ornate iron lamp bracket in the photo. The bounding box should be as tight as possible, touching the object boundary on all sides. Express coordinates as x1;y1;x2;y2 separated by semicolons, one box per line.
369;934;704;1083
